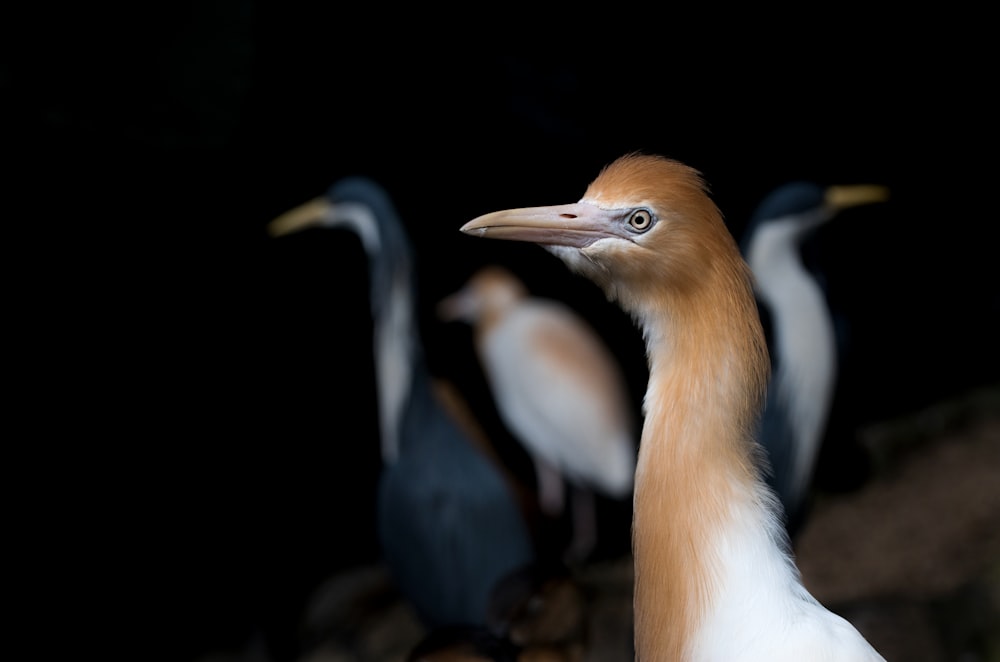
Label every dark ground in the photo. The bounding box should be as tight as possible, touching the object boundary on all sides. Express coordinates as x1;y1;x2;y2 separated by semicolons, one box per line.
196;385;1000;662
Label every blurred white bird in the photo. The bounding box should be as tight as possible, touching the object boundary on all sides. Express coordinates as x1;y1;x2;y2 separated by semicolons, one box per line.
438;265;636;562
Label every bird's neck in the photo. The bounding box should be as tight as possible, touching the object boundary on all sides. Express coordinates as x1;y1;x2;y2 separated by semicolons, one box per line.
763;268;838;499
373;274;419;463
631;253;783;661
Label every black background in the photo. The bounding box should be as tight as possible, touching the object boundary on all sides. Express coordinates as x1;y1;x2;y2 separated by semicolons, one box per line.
11;5;998;660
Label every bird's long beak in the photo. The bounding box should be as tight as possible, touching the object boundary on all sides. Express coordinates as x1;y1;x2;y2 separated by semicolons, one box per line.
267;197;333;237
825;185;891;212
460;202;625;248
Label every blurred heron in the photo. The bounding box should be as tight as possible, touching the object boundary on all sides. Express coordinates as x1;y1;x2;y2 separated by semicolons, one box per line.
268;177;535;630
742;181;890;534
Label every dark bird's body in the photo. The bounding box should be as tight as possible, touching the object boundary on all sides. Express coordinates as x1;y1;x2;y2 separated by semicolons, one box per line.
377;367;536;627
268;178;535;630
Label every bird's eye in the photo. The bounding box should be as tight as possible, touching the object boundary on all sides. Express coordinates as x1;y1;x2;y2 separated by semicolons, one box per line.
628;209;654;232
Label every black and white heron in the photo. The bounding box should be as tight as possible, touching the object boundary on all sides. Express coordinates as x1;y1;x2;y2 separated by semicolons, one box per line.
438;265;636;563
267;177;536;631
741;182;890;534
458;153;886;660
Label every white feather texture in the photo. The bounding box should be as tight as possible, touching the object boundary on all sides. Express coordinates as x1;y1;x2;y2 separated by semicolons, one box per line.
481;297;636;495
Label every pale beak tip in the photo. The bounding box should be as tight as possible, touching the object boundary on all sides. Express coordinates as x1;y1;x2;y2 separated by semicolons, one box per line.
459;220;486;236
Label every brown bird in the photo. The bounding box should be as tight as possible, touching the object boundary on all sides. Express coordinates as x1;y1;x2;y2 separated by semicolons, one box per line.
458;153;886;661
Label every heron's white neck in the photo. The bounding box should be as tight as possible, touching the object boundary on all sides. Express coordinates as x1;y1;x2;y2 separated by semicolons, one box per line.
373;272;417;463
761;260;838;504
